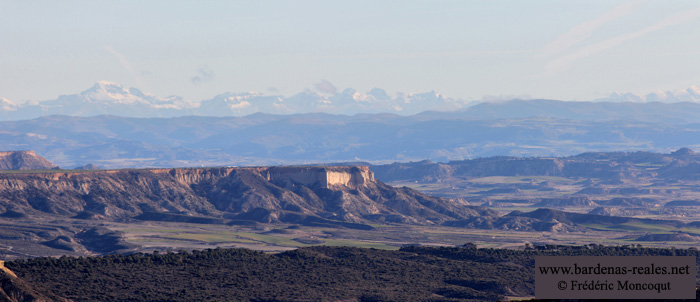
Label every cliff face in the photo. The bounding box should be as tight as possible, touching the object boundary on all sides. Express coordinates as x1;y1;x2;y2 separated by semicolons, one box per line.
0;166;491;226
148;166;374;189
0;151;57;170
263;166;374;189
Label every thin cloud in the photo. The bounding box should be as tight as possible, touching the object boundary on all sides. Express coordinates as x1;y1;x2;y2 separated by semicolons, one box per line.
546;5;700;74
318;49;533;60
537;0;643;58
191;66;215;85
104;45;146;88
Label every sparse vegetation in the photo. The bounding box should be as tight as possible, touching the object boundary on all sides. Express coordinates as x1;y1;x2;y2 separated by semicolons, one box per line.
5;245;699;302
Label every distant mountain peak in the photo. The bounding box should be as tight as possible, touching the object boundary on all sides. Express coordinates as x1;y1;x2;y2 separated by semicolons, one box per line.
0;98;16;111
84;81;128;94
0;81;469;119
599;85;700;103
93;80;122;88
401;91;447;104
671;147;697;157
77;81;145;105
0;150;57;170
367;88;391;101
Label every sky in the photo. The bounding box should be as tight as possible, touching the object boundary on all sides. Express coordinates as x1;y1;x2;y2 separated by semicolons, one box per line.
2;0;700;104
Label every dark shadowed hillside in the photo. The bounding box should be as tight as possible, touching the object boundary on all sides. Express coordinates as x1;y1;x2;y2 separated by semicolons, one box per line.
4;245;700;302
0;260;71;302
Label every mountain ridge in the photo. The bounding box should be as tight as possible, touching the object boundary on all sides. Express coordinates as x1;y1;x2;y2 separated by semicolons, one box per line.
4;82;700;121
4;113;700;169
0;151;57;170
0;165;493;227
460;99;700;123
368;148;700;183
0;82;471;120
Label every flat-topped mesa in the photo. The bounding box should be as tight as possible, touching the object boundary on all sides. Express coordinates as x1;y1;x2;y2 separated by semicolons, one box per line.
263;166;375;189
0;164;481;227
0;150;57;170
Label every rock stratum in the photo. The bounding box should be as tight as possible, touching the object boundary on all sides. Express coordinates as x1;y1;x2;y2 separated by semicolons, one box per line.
0;166;494;227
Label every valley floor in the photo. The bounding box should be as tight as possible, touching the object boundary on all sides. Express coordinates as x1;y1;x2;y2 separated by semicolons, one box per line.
2;214;696;262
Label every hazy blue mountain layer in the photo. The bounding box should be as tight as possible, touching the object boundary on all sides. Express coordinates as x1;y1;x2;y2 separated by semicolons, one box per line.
1;111;699;168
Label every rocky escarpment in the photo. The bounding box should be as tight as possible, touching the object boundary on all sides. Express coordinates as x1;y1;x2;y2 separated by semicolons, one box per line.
0;151;56;170
0;166;496;226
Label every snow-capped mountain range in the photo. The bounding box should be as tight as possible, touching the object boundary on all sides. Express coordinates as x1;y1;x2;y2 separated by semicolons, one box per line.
0;98;17;111
0;81;472;120
2;82;700;121
594;86;700;103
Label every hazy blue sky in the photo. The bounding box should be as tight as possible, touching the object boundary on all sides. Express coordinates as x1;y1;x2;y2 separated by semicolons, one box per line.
2;0;700;103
